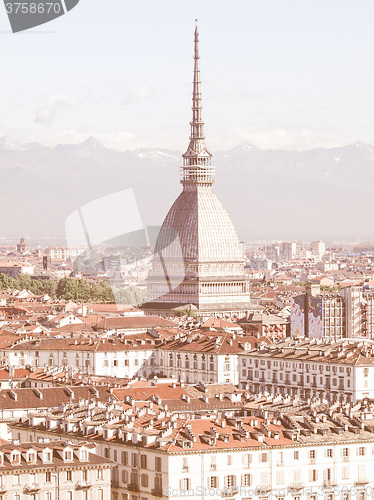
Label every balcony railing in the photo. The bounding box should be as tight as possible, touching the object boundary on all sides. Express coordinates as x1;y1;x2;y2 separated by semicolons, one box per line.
355;478;369;486
323;480;337;488
127;483;140;492
75;481;92;490
24;484;40;493
151;488;163;497
288;483;303;491
257;485;272;493
222;487;238;497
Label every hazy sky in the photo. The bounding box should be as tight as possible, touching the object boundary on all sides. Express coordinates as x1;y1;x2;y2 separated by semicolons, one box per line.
2;0;374;151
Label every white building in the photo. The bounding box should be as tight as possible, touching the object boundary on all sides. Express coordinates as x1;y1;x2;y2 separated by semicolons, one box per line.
10;398;374;500
239;338;374;402
312;240;326;260
0;439;113;500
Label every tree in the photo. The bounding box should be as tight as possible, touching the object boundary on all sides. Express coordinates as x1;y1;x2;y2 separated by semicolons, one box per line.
0;273;15;290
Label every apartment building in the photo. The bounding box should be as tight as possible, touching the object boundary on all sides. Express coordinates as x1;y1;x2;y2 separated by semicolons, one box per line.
9;397;374;500
291;285;374;340
0;439;113;500
5;330;256;386
239;338;374;402
8;337;157;379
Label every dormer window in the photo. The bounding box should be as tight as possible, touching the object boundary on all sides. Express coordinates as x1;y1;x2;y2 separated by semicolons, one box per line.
64;450;73;462
11;452;20;464
0;453;4;466
27;451;36;463
43;450;52;463
80;449;88;461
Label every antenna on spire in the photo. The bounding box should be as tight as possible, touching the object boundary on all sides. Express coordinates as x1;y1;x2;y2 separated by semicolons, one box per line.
181;21;214;187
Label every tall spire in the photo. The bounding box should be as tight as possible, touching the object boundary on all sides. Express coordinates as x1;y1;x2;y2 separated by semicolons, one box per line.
191;20;204;146
182;21;214;187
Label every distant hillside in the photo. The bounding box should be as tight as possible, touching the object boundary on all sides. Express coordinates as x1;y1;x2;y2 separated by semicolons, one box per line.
0;137;373;243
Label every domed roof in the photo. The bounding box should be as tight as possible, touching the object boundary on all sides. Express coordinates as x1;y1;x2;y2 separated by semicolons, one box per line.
155;186;243;264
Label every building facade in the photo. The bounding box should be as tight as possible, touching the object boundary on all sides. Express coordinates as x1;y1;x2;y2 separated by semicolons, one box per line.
0;440;113;500
291;285;374;340
239;338;374;402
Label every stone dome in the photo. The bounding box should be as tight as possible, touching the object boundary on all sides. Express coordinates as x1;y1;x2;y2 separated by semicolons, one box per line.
155;186;244;265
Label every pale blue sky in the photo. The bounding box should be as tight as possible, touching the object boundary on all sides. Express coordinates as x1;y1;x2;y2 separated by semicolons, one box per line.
1;0;374;151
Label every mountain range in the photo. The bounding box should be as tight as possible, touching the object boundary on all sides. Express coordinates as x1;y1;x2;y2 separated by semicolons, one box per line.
0;136;373;244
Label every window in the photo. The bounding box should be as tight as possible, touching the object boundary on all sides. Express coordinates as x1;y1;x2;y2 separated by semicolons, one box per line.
155;457;161;472
66;470;72;481
310;470;318;482
261;452;268;463
141;474;148;487
98;468;104;480
113;450;117;462
82;470;88;482
260;471;269;487
294;451;299;460
327;449;333;458
358;447;365;456
209;476;218;488
227;455;232;466
64;450;72;461
46;471;52;482
309;450;316;459
277;470;285;485
46;493;52;500
180;478;191;491
342;467;349;480
98;491;104;500
242;474;251;486
342;448;349;457
225;475;236;489
140;454;147;469
243;453;252;468
122;451;128;465
132;454;138;467
122;470;128;483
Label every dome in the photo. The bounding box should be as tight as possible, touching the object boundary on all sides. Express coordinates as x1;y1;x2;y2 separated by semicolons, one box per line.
155;186;244;264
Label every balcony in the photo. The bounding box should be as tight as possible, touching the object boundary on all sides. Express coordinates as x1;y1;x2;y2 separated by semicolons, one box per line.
75;481;92;490
355;478;369;486
112;480;120;488
257;485;272;493
323;480;337;488
222;487;238;497
288;483;303;491
151;488;164;497
24;484;40;493
127;483;140;492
